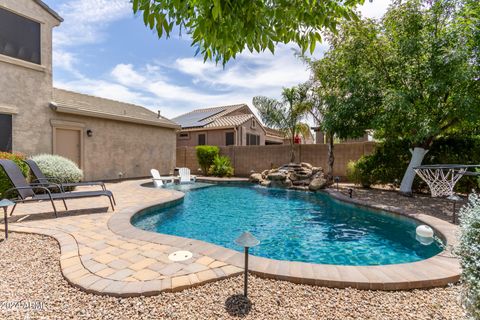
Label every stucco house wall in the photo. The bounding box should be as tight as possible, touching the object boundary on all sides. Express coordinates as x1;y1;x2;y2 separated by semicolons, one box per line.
49;114;176;180
0;0;178;180
0;0;60;156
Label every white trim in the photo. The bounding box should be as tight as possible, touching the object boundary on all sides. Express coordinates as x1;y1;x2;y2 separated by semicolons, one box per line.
0;54;45;72
0;105;19;115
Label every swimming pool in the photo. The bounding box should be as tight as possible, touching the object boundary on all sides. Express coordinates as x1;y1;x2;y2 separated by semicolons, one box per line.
132;184;443;266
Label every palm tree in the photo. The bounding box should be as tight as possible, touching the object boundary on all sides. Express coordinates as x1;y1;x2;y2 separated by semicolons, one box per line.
253;86;310;163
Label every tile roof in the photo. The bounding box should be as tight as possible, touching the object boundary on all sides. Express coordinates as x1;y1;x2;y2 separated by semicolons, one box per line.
51;88;179;129
181;114;254;131
172;104;248;128
264;127;285;138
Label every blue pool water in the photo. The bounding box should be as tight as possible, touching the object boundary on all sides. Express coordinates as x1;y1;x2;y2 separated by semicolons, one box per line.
132;184;443;266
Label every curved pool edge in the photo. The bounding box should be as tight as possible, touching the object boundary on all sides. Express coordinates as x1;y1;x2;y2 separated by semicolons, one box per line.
108;186;461;292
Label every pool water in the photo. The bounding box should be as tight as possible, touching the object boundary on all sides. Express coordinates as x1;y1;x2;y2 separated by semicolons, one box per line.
132;184;443;266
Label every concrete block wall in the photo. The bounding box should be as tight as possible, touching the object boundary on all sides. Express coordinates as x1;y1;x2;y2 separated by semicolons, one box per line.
176;142;376;178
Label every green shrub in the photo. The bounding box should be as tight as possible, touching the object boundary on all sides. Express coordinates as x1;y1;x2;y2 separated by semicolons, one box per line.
456;193;480;318
0;152;29;198
195;145;219;175
208;155;234;177
29;154;83;184
349;137;480;192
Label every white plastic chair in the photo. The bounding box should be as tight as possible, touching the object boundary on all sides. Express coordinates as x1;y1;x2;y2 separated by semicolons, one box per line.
151;169;173;188
178;168;196;184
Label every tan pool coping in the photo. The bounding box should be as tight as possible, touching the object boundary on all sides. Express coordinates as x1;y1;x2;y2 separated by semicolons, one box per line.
2;179;460;297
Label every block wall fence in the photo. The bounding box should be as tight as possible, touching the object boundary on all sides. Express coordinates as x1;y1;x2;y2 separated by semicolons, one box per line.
176;142;376;178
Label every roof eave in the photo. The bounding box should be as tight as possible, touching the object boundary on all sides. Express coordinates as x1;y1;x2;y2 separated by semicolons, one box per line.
50;103;180;129
34;0;63;22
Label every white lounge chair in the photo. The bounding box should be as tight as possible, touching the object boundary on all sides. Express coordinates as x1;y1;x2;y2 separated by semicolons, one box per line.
151;169;174;188
178;167;196;184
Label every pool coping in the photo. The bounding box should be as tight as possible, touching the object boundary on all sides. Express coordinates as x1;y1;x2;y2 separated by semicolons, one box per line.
108;185;461;292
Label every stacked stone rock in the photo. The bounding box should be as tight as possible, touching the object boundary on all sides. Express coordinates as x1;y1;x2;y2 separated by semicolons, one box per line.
249;162;327;191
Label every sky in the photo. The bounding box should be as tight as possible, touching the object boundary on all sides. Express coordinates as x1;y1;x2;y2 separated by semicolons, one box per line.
46;0;391;119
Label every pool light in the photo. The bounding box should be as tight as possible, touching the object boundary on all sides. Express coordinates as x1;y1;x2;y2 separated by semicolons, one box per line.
447;194;462;224
235;231;260;298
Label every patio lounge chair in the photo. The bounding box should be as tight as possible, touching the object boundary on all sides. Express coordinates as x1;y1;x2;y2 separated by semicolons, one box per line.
178;167;196;184
25;159;107;192
0;159;115;217
151;169;174;188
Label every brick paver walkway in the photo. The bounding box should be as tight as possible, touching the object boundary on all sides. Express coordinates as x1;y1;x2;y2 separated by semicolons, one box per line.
3;180;242;296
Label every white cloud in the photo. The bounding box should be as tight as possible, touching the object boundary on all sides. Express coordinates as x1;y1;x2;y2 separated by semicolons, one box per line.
53;0;131;46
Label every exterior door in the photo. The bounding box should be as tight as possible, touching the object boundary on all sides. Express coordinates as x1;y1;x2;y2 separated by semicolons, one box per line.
54;128;81;167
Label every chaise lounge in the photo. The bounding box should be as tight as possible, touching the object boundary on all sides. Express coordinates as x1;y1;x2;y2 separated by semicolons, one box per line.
0;159;115;217
25;159;108;192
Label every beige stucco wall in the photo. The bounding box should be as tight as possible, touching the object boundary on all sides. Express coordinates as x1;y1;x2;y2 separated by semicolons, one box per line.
237;118;265;145
50;114;176;180
0;0;60;156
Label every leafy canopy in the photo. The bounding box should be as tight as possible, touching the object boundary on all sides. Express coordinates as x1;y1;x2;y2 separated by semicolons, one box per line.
309;0;480;147
132;0;364;64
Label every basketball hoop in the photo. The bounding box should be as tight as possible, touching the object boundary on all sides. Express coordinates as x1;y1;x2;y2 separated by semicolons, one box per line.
413;164;480;197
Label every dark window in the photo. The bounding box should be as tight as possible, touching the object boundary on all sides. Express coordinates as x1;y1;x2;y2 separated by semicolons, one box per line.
0;8;41;64
0;114;12;152
246;133;260;146
198;134;206;145
225;132;234;146
179;132;189;139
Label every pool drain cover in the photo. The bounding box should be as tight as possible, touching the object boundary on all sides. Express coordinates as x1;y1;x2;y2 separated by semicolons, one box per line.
168;250;193;262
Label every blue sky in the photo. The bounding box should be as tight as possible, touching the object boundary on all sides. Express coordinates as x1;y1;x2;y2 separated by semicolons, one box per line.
46;0;391;119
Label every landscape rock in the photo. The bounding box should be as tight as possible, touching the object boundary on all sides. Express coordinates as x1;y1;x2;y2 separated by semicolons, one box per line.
268;172;287;181
301;162;313;170
249;173;264;183
312;167;323;174
250;162;327;192
260;180;271;187
309;176;328;191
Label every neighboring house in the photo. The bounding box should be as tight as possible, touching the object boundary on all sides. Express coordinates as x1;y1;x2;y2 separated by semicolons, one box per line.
173;104;285;147
0;0;179;180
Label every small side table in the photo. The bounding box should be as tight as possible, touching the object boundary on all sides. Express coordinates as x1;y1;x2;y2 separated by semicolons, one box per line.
0;199;15;241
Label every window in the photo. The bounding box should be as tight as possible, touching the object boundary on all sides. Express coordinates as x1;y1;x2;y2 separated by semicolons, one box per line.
251;120;256;129
0;114;12;152
0;8;41;64
198;133;206;145
225;132;234;146
246;133;260;146
178;132;190;140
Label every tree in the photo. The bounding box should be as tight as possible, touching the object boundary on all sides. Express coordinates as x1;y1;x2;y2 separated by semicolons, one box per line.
306;21;381;182
310;0;479;194
132;0;364;64
253;86;310;163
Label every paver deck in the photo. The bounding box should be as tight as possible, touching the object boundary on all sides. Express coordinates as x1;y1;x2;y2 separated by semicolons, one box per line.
0;179;461;297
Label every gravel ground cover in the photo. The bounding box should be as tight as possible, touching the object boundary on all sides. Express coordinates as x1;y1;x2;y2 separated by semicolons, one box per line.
334;184;467;224
0;233;465;320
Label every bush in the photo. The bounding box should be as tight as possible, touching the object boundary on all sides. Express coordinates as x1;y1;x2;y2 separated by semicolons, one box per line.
29;154;83;184
456;193;480;318
349;137;480;192
0;152;29;198
208;155;234;177
196;146;219;175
